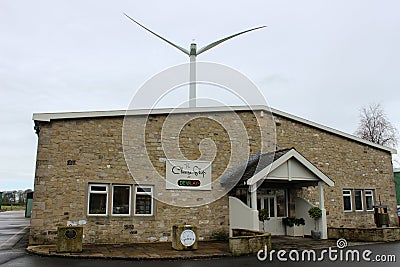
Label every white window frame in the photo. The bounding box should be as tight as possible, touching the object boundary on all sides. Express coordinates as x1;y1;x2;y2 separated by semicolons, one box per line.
354;189;364;211
111;185;132;216
365;190;374;211
87;184;109;216
343;190;352;212
134;185;154;216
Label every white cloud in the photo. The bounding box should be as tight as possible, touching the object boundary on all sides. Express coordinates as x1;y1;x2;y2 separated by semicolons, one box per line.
1;0;399;189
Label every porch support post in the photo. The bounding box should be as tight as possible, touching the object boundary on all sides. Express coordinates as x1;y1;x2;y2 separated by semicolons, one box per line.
250;184;258;210
318;181;328;239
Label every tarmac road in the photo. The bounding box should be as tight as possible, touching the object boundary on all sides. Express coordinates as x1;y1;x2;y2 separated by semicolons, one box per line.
0;210;399;267
0;210;30;266
4;242;400;267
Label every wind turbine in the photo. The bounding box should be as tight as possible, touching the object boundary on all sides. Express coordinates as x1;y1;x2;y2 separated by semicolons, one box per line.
124;13;266;108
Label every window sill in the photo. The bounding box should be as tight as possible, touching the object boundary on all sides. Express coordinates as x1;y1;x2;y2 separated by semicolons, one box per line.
343;210;375;213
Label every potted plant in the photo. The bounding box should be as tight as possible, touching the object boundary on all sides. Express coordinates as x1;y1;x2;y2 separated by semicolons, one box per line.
258;209;269;232
308;206;322;239
282;217;305;237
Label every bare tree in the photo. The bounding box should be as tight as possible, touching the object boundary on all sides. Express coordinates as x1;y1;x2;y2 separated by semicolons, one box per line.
355;103;398;148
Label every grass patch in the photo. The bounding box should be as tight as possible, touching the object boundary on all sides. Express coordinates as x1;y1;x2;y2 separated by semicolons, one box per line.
0;205;25;211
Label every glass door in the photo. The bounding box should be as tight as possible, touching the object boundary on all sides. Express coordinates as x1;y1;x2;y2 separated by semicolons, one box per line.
257;189;287;235
257;196;275;218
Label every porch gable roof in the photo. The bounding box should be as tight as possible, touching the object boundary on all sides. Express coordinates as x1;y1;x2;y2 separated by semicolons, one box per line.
245;148;334;187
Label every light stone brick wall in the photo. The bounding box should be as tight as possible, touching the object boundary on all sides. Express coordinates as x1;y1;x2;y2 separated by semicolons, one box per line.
30;111;267;245
30;110;397;245
275;114;398;228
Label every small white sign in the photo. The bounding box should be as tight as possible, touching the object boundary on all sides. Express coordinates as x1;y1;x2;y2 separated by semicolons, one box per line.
166;159;212;190
180;229;196;247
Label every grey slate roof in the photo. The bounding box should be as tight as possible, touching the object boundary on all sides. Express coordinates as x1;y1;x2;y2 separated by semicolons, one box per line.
220;148;294;187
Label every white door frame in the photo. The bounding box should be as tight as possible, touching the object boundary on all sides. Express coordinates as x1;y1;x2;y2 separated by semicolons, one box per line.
254;189;287;235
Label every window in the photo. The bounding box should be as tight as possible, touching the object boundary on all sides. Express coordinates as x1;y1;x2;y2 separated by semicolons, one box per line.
343;189;375;212
134;186;154;216
354;190;363;211
276;189;286;217
269;197;275;217
112;185;131;216
88;184;108;215
365;190;374;211
343;190;352;211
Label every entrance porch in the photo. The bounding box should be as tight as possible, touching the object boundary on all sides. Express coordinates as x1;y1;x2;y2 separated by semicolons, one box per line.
228;148;334;239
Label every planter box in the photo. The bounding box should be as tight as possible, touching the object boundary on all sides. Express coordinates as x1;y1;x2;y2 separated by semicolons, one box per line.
230;229;272;256
286;225;304;237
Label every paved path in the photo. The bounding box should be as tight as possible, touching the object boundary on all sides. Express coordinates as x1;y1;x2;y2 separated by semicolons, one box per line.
1;210;399;266
27;235;381;260
16;242;400;267
0;210;30;250
27;241;231;259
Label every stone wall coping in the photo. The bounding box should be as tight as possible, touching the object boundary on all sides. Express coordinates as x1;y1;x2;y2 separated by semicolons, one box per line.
230;228;271;239
328;227;400;230
32;105;396;154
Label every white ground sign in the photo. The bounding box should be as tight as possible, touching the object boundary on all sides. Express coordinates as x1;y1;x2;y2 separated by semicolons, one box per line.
166;159;212;190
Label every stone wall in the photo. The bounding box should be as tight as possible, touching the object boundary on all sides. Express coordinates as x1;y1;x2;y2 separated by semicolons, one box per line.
30;109;398;245
30;111;270;245
229;229;271;256
328;227;400;242
275;114;398;228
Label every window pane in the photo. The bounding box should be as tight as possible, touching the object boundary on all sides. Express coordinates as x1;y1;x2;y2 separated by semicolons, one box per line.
135;195;152;215
137;187;152;193
276;190;286;217
355;190;363;210
89;193;107;214
257;198;261;210
366;196;373;210
263;199;268;214
113;186;130;215
343;195;352;211
91;185;107;192
269;197;275;217
365;191;373;211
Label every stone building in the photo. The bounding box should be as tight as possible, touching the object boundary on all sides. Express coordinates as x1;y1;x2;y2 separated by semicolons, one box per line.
30;105;398;245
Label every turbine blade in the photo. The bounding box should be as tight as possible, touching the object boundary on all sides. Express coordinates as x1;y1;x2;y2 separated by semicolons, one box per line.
197;26;266;55
124;13;190;56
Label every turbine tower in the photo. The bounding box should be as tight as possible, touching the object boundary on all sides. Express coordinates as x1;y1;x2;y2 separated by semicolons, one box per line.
124;13;266;108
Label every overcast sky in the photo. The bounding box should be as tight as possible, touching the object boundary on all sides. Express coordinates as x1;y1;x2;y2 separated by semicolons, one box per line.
1;0;399;191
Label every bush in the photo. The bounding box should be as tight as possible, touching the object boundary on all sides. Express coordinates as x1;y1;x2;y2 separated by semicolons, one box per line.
258;209;269;221
308;207;322;220
282;217;305;227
